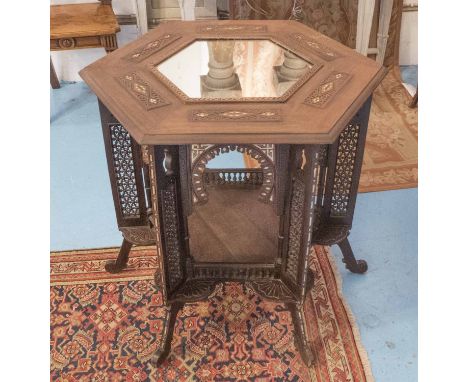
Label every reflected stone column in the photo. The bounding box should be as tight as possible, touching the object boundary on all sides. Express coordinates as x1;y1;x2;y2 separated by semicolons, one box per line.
274;50;308;96
201;40;241;98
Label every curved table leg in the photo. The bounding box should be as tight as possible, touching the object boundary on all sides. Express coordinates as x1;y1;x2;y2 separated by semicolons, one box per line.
286;301;316;366
152;301;184;366
337;237;368;274
105;238;132;273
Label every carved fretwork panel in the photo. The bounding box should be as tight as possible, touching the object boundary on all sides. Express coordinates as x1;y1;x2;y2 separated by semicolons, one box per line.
190;143;274;163
320;96;372;229
109;124;142;219
192;264;276;280
190;144;275;205
318;96;372;235
330;122;360;216
154;146;188;296
98;101;148;227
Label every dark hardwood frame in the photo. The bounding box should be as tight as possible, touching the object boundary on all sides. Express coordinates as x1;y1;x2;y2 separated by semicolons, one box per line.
97;97;372;366
81;19;384;368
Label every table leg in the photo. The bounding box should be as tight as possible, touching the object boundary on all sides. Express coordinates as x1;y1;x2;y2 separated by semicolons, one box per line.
50;57;60;89
152;301;184;366
337;237;368;274
286;301;316;366
101;34;118;54
105;238;132;273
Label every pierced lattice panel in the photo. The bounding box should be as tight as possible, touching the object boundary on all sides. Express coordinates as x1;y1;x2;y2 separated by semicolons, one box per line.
109;124;141;218
330;122;360;216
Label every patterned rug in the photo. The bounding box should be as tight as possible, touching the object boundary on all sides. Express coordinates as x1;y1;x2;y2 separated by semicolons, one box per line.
359;69;418;192
51;246;373;381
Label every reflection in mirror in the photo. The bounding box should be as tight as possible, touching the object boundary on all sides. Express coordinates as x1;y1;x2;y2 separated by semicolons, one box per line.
188;149;279;264
155;39;312;100
205;150;244;169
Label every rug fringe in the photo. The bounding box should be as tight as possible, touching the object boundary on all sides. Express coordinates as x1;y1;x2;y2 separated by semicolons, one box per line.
323;246;375;382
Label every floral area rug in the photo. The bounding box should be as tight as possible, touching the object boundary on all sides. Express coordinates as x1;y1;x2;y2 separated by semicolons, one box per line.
51;246;374;381
359;69;418;192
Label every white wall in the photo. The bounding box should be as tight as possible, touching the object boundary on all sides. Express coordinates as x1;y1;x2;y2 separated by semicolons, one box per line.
400;3;418;65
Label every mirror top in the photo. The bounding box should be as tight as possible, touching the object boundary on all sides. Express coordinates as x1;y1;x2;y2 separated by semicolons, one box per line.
154;39;316;101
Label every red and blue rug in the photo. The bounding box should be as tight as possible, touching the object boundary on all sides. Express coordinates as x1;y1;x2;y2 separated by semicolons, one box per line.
51;245;373;381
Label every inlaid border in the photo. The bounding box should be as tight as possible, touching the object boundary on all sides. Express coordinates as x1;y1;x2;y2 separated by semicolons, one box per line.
196;25;268;33
124;33;181;62
303;72;351;108
189;109;282;122
117;72;170;111
288;32;341;61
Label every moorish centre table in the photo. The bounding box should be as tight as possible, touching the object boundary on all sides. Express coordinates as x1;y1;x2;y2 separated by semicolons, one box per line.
80;20;385;366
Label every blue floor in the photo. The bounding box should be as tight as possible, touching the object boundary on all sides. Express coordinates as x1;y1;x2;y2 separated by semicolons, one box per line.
400;65;418;88
51;82;417;382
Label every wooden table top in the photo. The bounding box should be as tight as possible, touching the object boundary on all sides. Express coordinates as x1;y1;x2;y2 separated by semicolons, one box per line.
80;20;385;145
50;3;120;39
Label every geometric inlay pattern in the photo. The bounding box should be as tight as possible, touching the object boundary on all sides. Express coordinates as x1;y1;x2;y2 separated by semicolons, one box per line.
288;32;341;61
190;109;282;122
331;122;360;216
303;72;351;107
109;124;141;218
124;33;181;62
196;25;268;33
118;72;170;111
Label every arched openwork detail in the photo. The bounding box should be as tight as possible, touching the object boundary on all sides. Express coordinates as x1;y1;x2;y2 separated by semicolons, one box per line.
191;144;275;205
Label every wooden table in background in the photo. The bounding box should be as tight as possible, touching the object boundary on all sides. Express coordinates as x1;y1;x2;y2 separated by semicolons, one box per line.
50;1;120;88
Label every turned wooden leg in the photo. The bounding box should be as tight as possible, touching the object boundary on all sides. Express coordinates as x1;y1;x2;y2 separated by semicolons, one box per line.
105;238;132;273
50;57;60;89
152;301;184;366
337;237;368;274
286;302;316;366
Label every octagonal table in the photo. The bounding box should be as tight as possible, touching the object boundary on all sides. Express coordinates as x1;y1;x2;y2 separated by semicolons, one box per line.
80;20;385;366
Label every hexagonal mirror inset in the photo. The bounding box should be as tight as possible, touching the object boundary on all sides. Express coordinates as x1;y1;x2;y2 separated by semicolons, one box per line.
153;39;320;102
